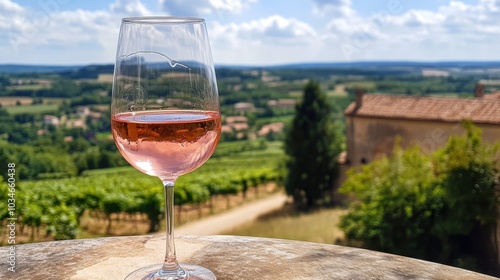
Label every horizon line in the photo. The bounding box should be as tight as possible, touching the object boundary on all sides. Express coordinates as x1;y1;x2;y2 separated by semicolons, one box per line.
4;60;500;68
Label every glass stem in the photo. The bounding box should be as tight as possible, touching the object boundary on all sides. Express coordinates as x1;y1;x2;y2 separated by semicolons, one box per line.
158;180;187;279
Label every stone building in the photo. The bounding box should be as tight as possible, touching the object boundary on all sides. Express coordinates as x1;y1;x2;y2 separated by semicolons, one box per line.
43;115;60;126
234;102;256;115
343;88;500;167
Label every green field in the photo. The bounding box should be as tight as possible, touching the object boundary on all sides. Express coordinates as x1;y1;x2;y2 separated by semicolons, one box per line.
82;140;285;178
255;115;294;125
342;81;377;89
223;206;346;244
288;91;302;98
6;84;49;91
0;97;33;106
5;103;60;115
95;132;113;141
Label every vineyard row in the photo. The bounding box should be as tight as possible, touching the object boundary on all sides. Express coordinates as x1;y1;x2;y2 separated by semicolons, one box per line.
0;166;282;242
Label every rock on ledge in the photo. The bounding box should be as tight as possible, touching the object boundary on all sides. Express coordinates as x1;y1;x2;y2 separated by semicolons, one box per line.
0;235;497;279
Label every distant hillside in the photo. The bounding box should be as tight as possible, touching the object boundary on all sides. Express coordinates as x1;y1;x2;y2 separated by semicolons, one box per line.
216;61;500;78
58;64;114;79
218;61;500;69
2;61;500;75
0;64;82;74
268;61;500;69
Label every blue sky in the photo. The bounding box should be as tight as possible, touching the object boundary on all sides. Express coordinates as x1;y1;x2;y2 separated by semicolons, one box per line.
2;0;500;65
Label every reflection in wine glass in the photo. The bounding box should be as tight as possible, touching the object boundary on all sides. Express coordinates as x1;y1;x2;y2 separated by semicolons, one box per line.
111;17;220;280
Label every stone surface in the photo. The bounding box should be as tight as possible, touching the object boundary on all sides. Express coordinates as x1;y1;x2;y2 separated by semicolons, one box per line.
1;235;498;280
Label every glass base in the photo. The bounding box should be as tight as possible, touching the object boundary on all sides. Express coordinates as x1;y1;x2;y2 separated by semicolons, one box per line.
125;263;216;280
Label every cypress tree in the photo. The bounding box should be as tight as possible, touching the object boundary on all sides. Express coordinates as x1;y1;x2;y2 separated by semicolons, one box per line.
284;80;341;208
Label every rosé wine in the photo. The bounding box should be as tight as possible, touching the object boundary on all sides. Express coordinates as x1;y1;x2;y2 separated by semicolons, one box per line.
112;110;221;180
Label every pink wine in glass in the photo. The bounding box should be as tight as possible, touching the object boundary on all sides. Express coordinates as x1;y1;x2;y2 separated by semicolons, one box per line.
112;110;221;180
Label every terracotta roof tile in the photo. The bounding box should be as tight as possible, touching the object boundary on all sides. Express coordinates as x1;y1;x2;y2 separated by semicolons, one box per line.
344;94;500;124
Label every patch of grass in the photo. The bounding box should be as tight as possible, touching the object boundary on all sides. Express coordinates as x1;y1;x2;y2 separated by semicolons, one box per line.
343;81;376;90
81;140;285;177
0;97;33;106
326;90;348;97
7;84;48;91
223;204;347;244
95;132;112;141
81;166;139;177
5;103;59;115
255;115;294;125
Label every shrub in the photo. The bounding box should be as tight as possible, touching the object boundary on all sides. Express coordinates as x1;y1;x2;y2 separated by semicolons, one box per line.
340;123;500;275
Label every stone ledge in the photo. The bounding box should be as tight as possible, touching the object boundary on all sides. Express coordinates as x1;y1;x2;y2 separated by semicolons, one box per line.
0;235;497;280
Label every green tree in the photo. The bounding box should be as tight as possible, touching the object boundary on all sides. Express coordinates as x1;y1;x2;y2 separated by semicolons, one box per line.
433;122;499;274
284;80;341;208
339;145;444;260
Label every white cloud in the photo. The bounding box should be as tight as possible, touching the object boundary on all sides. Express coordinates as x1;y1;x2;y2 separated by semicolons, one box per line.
2;0;263;65
3;0;500;65
0;0;23;32
312;0;354;17
212;15;316;47
209;15;318;65
110;0;151;16
322;0;500;61
204;0;500;64
160;0;256;16
0;0;23;13
3;2;120;64
210;0;256;13
43;10;115;44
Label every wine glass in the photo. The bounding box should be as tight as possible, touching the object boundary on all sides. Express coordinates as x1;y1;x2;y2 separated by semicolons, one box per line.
111;17;221;280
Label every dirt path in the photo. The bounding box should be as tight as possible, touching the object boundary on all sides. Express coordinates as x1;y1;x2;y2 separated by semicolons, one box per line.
176;192;288;235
